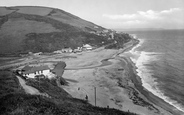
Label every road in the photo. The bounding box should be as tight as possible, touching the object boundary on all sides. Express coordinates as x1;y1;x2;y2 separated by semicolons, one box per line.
16;75;49;97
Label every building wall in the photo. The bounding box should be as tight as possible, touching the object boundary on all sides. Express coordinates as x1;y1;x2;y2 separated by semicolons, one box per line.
42;70;50;78
23;69;50;78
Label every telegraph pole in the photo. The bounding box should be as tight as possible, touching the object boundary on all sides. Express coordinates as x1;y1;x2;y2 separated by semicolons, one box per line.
94;87;96;106
38;75;40;89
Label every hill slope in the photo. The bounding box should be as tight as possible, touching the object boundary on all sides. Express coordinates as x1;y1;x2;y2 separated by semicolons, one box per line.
0;70;137;115
0;6;133;56
0;6;108;54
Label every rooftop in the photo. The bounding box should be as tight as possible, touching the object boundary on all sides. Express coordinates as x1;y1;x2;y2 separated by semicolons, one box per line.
22;65;50;74
51;61;66;76
83;44;92;48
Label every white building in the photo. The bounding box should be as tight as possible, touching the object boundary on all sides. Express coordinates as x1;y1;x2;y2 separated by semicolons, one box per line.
53;50;62;54
61;48;73;53
34;52;42;56
73;47;82;53
21;65;50;79
83;44;93;50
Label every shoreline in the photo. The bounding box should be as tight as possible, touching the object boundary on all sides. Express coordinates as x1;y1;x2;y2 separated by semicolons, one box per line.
9;37;180;115
2;36;182;114
121;39;183;115
61;39;172;114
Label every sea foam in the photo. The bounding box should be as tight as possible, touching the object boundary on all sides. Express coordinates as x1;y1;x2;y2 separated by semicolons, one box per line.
130;38;184;113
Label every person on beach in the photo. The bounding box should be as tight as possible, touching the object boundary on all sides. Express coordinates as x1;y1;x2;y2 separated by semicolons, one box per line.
85;95;88;101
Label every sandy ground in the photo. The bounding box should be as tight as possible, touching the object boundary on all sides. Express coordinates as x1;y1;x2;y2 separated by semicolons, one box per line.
0;40;175;115
61;51;172;115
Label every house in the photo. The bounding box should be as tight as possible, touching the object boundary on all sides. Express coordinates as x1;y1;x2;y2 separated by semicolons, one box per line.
61;48;73;53
73;49;81;53
53;50;62;54
83;44;93;50
21;65;50;79
73;47;82;53
34;52;42;56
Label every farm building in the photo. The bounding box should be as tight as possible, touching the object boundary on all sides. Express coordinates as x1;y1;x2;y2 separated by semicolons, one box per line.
21;65;50;78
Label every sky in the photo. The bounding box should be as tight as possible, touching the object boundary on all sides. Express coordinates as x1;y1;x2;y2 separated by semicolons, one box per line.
1;0;184;29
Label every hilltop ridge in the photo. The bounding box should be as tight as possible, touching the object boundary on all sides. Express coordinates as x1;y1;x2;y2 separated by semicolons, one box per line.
0;6;132;55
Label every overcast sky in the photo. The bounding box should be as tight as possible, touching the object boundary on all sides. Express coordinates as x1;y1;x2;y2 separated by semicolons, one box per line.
1;0;184;29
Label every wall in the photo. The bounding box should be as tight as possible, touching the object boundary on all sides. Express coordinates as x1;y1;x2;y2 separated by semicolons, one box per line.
23;69;50;78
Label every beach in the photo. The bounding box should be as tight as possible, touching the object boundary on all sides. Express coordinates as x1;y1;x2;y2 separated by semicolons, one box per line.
59;39;175;115
1;37;182;115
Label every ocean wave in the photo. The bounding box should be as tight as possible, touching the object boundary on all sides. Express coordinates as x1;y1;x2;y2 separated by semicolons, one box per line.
129;38;144;53
130;39;184;113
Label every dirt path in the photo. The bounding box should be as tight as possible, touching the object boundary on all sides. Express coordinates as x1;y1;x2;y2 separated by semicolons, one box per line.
16;76;49;97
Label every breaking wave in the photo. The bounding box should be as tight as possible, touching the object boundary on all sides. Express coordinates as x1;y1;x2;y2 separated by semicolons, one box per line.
130;38;184;113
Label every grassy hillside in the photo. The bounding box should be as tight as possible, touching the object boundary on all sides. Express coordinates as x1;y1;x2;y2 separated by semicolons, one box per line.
0;70;137;115
0;6;105;54
0;6;132;55
0;6;136;115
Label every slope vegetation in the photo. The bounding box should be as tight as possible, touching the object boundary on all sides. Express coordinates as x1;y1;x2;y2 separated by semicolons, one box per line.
0;6;132;55
0;70;137;115
0;6;107;54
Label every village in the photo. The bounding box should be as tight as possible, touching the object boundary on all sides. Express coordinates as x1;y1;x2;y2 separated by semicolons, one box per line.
9;28;134;83
8;28;138;107
15;43;95;81
14;29;114;80
53;29;116;54
54;43;94;54
14;30;129;81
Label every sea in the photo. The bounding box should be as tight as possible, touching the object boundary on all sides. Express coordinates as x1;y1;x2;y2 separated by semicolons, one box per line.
123;29;184;113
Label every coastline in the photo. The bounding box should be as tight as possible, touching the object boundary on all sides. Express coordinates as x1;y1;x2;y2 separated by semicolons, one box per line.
121;39;183;115
61;38;173;115
5;37;181;115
